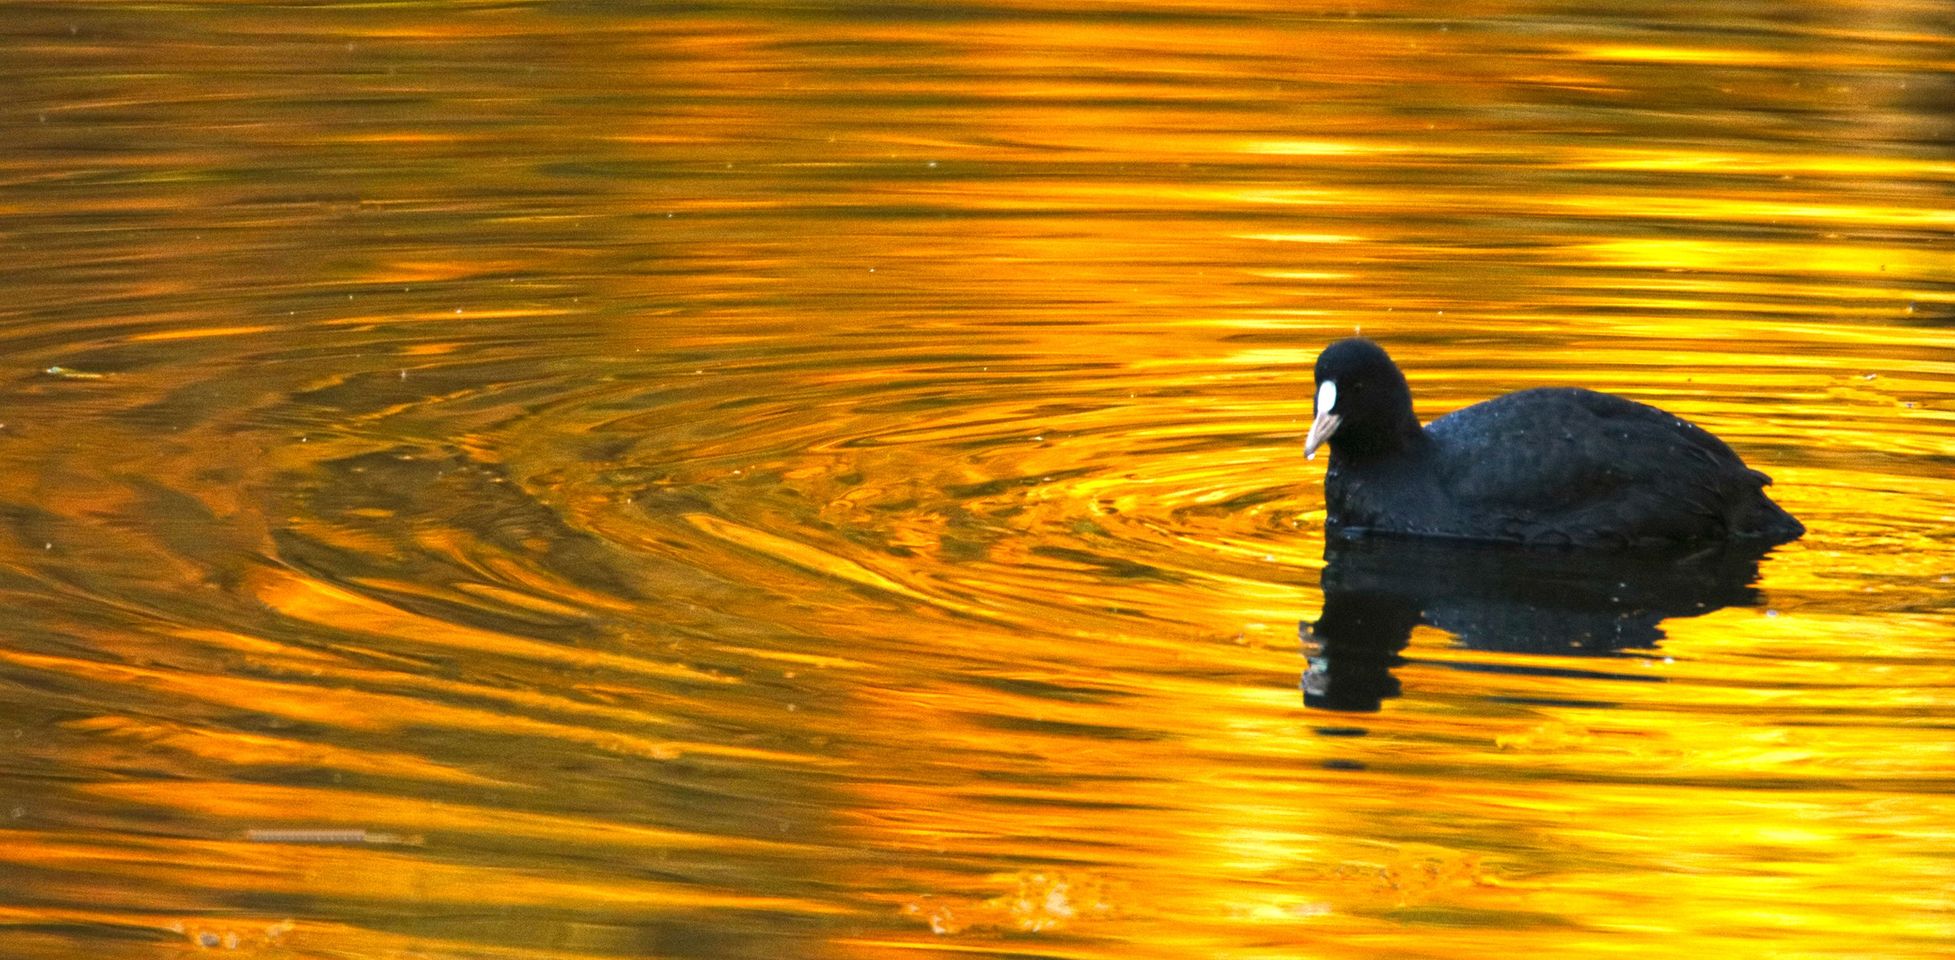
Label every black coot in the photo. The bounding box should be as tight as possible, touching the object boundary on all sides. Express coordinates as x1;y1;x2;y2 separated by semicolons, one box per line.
1303;338;1804;548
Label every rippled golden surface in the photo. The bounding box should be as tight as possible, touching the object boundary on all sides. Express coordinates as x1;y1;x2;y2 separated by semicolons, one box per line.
2;3;1952;959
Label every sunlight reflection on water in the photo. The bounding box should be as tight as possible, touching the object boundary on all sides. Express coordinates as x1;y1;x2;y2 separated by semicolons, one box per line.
0;2;1951;959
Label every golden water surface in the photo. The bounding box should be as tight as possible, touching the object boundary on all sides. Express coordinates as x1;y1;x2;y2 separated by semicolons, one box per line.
2;3;1952;958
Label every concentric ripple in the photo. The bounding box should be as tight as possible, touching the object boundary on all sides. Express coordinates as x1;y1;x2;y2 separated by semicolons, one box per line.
2;3;1953;958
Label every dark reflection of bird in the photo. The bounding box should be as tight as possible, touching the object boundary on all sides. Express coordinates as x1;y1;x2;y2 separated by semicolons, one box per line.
1303;338;1804;548
1301;536;1776;712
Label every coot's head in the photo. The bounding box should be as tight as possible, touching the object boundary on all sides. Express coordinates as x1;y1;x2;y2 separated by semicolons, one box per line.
1304;338;1421;460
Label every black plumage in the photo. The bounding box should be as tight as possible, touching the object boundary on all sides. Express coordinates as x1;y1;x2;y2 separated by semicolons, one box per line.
1304;338;1804;548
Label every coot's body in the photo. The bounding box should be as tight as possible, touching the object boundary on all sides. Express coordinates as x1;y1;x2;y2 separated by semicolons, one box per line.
1304;339;1803;549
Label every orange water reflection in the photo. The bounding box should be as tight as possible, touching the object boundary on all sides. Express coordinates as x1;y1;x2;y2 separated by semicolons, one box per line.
1;2;1952;959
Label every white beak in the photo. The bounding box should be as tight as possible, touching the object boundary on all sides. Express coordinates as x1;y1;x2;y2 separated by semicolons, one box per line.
1304;380;1339;460
1304;411;1340;460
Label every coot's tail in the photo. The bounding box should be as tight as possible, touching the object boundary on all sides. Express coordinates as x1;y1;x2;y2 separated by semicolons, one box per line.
1736;475;1804;544
1750;503;1804;543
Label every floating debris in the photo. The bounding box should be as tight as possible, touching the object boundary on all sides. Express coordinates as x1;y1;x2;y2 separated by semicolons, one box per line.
244;828;422;846
178;919;294;951
903;870;1118;936
42;365;105;380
